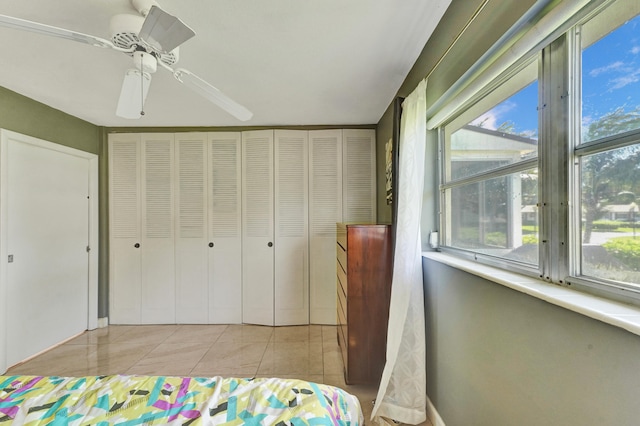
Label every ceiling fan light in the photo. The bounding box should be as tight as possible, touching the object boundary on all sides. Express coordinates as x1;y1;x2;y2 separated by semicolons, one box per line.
133;51;158;74
116;69;151;119
139;6;195;53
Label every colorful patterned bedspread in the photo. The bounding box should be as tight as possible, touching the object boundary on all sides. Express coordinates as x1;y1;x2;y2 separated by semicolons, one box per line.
0;375;363;425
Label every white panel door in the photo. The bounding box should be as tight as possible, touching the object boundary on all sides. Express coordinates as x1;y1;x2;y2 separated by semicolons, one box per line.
242;130;274;325
175;133;208;323
109;133;142;324
209;132;243;324
141;133;176;324
274;130;309;325
6;136;89;367
309;129;343;324
343;129;377;223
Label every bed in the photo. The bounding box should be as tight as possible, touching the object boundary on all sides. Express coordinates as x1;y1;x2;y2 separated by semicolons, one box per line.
0;374;363;425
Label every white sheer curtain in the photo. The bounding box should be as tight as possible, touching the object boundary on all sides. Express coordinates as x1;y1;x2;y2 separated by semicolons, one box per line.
372;78;428;425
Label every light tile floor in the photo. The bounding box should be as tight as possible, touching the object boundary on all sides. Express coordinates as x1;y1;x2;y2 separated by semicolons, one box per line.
6;324;431;426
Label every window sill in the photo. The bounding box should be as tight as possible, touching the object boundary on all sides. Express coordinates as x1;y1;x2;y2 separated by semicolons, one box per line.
422;251;640;337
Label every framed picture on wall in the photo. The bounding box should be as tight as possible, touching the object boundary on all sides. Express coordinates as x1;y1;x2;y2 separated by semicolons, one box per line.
386;137;393;205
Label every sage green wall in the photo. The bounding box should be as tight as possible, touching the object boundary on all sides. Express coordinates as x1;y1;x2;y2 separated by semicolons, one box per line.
0;87;101;154
424;259;640;425
377;0;640;424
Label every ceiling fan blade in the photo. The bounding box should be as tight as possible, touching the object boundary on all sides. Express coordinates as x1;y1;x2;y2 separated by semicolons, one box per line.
0;13;115;49
173;68;253;121
116;69;152;119
139;6;195;53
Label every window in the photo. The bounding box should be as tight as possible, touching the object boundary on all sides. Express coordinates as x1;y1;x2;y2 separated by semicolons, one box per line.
441;62;539;268
437;0;640;299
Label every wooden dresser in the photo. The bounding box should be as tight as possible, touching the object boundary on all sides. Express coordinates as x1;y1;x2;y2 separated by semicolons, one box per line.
336;223;393;384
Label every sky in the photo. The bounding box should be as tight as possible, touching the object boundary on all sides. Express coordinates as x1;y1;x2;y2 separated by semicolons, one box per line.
582;13;640;131
469;13;640;140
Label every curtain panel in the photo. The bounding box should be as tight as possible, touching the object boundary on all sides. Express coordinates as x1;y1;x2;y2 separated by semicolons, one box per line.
372;78;428;425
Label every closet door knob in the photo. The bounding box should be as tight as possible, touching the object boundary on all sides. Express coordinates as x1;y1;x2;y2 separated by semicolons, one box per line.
268;242;273;247
209;242;214;248
134;243;140;248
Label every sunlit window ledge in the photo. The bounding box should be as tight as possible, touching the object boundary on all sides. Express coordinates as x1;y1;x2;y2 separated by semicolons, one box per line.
422;251;640;337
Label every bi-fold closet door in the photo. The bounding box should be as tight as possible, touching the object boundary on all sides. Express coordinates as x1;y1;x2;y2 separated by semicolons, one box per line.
242;128;375;326
308;129;377;324
110;132;243;324
109;133;176;324
174;132;242;324
242;129;309;326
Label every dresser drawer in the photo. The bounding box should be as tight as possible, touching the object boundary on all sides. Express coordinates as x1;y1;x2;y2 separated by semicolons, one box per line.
337;278;347;321
336;243;347;271
337;320;348;372
337;260;347;295
337;290;347;326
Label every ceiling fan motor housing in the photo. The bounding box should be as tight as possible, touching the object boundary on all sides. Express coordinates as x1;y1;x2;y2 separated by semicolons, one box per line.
110;13;144;45
110;13;178;66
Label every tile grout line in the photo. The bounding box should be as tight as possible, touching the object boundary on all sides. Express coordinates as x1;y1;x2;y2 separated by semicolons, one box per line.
187;325;230;378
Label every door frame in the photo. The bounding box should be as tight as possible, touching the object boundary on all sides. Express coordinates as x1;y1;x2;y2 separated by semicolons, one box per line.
0;129;99;373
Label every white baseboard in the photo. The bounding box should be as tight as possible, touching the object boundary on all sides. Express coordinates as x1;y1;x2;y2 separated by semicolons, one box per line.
427;395;445;426
97;317;109;328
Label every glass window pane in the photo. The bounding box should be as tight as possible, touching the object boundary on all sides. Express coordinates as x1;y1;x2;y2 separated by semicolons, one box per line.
582;12;640;143
580;143;640;285
446;168;539;265
447;82;538;181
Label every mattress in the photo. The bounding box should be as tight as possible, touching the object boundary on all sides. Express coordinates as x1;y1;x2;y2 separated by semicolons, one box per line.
0;374;363;425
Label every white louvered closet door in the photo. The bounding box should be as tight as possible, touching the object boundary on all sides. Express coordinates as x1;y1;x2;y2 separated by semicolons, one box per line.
242;130;275;325
141;133;176;324
274;130;309;325
109;133;143;324
209;132;242;324
309;129;343;324
175;133;208;323
343;129;377;223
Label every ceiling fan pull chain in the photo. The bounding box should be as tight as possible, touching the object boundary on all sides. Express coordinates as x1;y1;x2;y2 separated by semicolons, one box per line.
140;52;145;116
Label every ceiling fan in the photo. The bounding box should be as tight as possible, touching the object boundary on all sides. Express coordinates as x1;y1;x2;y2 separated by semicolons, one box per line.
0;0;253;121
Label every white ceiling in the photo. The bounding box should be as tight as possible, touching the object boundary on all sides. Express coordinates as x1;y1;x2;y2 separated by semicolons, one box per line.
0;0;450;127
